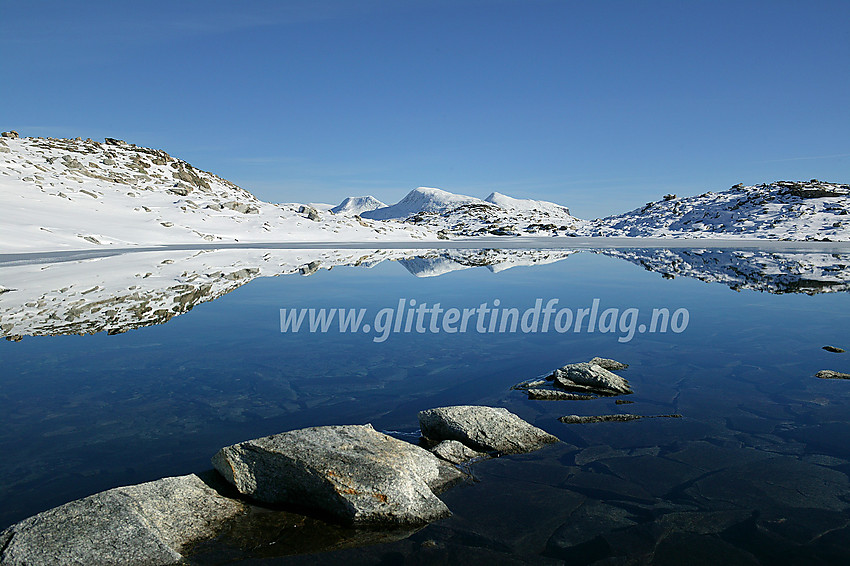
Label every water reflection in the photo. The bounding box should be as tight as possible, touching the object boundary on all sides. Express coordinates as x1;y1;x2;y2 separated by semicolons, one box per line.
2;246;850;339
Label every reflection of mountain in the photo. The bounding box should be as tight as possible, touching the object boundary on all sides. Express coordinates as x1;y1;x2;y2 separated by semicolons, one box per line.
4;246;850;339
0;248;579;338
398;249;577;277
600;249;850;294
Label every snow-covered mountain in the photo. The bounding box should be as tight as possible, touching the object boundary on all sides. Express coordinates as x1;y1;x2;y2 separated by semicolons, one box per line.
361;187;486;220
330;195;386;215
362;186;585;237
588;181;850;241
0;134;432;253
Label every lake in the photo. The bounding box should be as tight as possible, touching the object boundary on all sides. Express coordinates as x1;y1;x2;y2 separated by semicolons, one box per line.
2;244;850;564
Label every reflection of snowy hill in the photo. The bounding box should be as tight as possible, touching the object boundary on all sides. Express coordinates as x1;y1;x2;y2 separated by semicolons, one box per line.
600;248;850;294
399;249;578;277
3;245;850;339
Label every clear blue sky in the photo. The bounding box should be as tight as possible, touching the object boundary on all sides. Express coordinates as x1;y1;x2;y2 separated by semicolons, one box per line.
2;0;848;218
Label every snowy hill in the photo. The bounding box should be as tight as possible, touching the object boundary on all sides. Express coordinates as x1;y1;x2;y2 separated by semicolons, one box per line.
586;181;850;241
330;195;386;215
484;192;570;215
361;186;584;237
0;134;432;253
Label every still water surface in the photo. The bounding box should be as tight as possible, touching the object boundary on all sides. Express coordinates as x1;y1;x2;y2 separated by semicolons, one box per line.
2;247;850;564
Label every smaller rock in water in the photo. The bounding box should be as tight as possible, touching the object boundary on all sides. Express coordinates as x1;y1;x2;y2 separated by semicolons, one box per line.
551;362;632;395
823;345;846;353
430;440;487;465
559;414;682;424
816;370;850;380
419;405;560;454
615;399;635;405
588;357;629;371
527;389;595;401
511;378;548;390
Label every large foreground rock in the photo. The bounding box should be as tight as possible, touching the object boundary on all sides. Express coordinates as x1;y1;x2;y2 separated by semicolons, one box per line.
418;405;560;454
551;362;632;395
212;424;458;525
0;473;245;566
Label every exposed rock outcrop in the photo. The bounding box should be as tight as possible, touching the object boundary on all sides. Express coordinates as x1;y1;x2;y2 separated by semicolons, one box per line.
212;424;459;525
0;473;245;566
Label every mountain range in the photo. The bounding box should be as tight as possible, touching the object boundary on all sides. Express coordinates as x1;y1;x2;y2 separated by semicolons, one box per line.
1;132;848;253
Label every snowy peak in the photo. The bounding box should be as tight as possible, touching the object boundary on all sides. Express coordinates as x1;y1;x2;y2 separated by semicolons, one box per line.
330;195;386;215
361;187;490;220
484;192;570;215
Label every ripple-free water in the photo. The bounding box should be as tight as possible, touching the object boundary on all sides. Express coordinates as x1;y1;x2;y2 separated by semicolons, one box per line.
2;249;850;564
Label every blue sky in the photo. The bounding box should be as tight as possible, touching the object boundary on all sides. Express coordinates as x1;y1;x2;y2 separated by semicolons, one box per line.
2;0;848;218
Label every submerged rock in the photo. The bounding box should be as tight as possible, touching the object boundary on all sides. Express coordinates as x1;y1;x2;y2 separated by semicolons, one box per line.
588;357;629;371
823;345;846;353
430;440;487;465
0;473;245;566
551;362;632;395
559;414;682;424
212;424;458;525
527;389;595;401
816;370;850;380
418;405;560;454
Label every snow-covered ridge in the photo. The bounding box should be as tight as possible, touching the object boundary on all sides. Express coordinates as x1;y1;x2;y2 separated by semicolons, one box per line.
0;134;433;253
330;195;386;215
484;192;570;215
588;181;850;241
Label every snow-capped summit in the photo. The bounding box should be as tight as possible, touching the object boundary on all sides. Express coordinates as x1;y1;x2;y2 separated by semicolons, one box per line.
361;187;489;220
484;192;571;215
330;195;386;215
